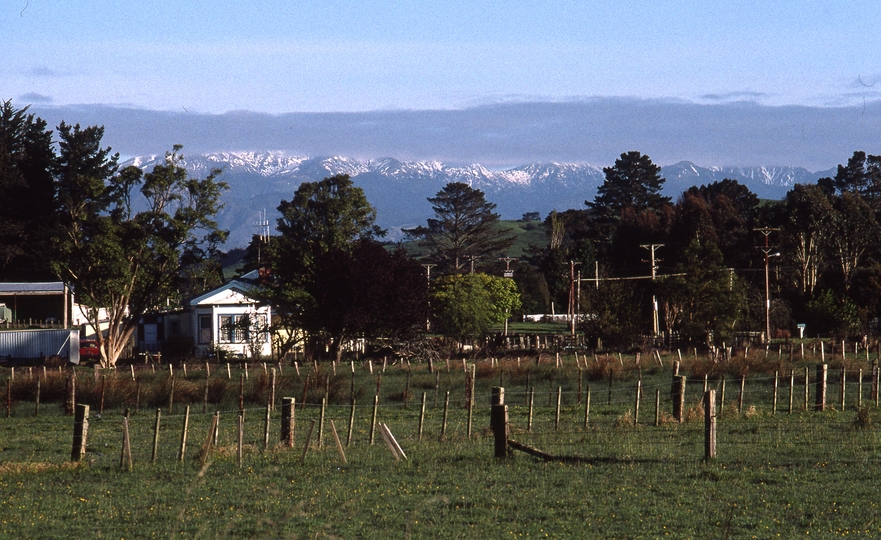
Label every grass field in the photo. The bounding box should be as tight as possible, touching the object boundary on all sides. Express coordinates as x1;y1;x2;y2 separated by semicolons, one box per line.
2;349;881;538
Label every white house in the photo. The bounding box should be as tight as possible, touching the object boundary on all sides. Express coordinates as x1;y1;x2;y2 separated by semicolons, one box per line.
187;270;272;358
139;270;272;359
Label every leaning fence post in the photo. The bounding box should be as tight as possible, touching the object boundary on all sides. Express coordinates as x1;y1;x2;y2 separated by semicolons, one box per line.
554;386;562;431
178;406;190;462
151;408;162;462
418;392;427;441
584;386;591;429
71;404;89;462
704;390;716;460
490;387;508;458
369;395;379;445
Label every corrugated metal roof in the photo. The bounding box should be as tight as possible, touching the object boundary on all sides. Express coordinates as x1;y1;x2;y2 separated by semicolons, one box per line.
0;282;66;294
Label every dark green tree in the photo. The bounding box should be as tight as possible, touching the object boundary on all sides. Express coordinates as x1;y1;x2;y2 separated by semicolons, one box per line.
780;183;834;298
407;182;515;273
306;240;427;360
827;191;880;294
588;151;671;216
586;151;672;262
831;151;881;205
0;101;57;279
260;175;388;360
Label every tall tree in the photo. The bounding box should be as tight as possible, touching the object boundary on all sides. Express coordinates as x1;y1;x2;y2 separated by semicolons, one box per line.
0;101;57;279
831;151;881;206
306;240;427;360
827;191;879;294
781;183;834;298
407;182;515;273
51;134;228;367
588;151;671;216
260;175;388;360
586;151;671;260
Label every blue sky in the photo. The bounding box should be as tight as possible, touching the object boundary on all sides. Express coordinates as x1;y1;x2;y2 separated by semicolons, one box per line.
5;0;881;114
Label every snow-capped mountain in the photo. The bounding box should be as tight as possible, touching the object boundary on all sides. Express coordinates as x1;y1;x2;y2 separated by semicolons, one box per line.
122;152;833;248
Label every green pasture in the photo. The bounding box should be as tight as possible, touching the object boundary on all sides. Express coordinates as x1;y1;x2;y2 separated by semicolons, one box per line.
2;350;881;538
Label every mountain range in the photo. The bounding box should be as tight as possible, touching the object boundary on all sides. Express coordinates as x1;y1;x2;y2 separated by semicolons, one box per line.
124;152;836;248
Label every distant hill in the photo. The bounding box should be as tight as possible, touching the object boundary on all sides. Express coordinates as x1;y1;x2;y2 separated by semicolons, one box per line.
124;152;835;248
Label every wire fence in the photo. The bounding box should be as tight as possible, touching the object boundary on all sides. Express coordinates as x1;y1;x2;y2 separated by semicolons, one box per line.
3;361;881;468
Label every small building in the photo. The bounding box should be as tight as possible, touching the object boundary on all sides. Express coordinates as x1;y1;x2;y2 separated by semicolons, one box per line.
0;281;108;334
139;270;272;359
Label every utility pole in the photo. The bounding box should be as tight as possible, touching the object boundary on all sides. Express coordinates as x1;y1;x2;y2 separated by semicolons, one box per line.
754;228;779;343
640;244;664;337
467;256;481;275
568;261;582;337
498;257;517;278
253;209;270;264
421;264;436;332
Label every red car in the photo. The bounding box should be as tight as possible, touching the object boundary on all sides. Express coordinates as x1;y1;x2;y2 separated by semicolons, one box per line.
79;339;101;364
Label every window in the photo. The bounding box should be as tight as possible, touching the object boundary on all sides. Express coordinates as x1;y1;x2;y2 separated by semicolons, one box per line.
218;313;267;344
199;315;212;344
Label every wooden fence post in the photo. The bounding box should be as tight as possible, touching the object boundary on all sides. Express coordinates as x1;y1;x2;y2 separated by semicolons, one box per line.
263;402;271;451
554;386;562;431
64;371;77;417
281;397;295;447
120;417;133;471
237;414;244;468
346;398;355;447
815;364;827;411
441;391;449;440
858;369;863;409
369;395;378;445
490;387;508;458
584;386;591;429
418;392;426;441
318;397;326;449
804;366;810;411
704;390;716;460
634;381;641;425
151;409;162;462
71;404;89;462
772;371;778;415
654;388;660;426
178;406;190;462
672;376;686;423
738;376;745;415
269;368;277;412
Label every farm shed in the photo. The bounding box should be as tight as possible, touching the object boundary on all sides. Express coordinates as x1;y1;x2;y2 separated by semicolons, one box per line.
0;328;80;365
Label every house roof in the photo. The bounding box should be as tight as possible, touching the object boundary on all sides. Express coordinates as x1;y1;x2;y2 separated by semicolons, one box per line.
0;282;66;295
187;270;262;307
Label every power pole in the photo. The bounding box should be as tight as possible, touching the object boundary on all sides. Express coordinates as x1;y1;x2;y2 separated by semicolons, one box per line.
498;257;517;278
421;264;436;332
568;261;582;337
640;244;664;337
754;228;780;343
